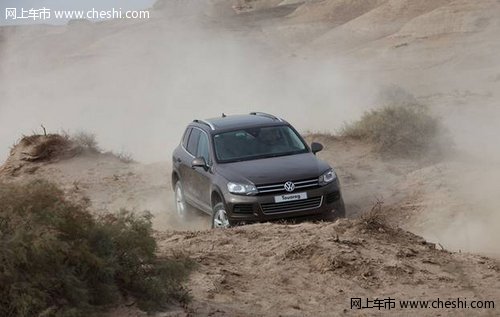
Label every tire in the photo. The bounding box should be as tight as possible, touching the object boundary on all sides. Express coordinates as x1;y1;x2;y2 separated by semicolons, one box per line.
211;202;232;229
334;197;346;218
321;197;346;221
174;181;190;220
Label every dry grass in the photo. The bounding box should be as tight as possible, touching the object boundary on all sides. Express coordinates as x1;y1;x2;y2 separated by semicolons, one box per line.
112;150;135;164
359;199;388;231
17;134;72;162
12;131;136;166
70;131;100;152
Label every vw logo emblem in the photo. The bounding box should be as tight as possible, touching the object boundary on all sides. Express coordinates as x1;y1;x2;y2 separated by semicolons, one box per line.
284;181;295;192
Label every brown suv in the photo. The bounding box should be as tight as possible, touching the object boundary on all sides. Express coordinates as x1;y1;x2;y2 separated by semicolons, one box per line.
172;112;345;228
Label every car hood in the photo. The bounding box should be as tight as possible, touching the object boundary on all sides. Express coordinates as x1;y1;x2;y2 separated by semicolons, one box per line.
216;153;331;185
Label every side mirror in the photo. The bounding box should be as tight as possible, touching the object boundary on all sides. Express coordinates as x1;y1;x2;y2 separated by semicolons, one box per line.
311;142;323;154
191;157;208;170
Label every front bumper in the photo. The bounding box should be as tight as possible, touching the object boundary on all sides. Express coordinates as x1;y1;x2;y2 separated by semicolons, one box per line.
225;181;344;223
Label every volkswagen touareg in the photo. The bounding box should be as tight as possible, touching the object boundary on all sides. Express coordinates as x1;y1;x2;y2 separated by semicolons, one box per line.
171;112;346;228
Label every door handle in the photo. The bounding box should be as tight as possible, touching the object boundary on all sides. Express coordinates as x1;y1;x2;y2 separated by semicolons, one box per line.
174;157;181;163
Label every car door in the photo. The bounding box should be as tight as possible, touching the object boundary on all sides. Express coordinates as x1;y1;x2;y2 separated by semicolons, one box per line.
182;128;212;213
181;128;201;203
191;130;213;212
175;127;192;182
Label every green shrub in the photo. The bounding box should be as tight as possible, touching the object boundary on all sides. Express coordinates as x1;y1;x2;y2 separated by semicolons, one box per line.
341;86;451;158
0;180;193;317
341;104;448;157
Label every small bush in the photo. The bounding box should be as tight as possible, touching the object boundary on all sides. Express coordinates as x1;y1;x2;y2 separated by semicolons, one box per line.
113;151;135;164
0;180;193;317
341;86;451;158
341;104;448;157
71;132;100;152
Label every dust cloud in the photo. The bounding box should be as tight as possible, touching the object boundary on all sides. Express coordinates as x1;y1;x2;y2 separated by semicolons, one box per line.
411;45;500;255
414;101;500;255
0;1;375;164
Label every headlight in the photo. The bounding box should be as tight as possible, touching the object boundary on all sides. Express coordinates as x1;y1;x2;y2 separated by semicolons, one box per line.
227;182;258;195
319;169;337;185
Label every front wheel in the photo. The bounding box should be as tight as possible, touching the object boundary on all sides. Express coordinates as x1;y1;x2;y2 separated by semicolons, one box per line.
211;202;232;229
174;181;189;220
321;197;346;221
334;198;346;218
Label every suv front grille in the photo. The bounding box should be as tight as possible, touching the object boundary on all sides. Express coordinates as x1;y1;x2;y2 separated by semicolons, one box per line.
260;196;323;214
256;178;319;194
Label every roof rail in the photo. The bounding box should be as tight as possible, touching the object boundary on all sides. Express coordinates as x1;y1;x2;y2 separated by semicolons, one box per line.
193;119;215;130
249;112;283;122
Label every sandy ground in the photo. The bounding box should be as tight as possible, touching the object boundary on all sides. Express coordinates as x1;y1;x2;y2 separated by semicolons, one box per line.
157;221;500;317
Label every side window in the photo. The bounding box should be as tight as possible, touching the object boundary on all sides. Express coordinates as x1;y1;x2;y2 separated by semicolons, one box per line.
197;132;211;164
186;129;201;155
182;128;191;148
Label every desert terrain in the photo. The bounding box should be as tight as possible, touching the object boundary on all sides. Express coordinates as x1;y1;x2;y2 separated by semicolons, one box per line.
1;0;500;316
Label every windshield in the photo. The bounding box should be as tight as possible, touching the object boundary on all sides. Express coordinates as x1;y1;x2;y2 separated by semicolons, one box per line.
213;125;308;162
